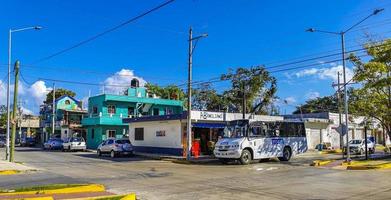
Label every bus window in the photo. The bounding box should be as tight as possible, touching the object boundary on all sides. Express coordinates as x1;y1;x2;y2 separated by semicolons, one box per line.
249;126;265;137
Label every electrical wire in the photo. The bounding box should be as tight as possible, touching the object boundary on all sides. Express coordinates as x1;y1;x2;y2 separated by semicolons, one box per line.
33;0;176;64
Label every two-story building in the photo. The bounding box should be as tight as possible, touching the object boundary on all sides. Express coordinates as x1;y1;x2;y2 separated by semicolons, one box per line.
82;84;184;149
40;95;87;143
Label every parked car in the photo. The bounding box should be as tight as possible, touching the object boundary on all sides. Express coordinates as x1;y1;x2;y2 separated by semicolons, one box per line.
43;138;64;150
97;138;134;158
344;139;375;155
20;137;36;147
62;137;86;151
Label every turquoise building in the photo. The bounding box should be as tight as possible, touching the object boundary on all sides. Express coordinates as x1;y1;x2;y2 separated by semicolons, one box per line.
40;95;87;142
82;86;183;149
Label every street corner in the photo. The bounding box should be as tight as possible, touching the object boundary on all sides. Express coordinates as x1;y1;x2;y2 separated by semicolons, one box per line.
0;160;38;176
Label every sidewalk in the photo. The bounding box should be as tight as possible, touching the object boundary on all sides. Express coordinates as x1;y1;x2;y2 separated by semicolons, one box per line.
0;160;36;171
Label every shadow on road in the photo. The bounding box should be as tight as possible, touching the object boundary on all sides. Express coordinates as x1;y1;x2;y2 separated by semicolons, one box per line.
74;153;151;162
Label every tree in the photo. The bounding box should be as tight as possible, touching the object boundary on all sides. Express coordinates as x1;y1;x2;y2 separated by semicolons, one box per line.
293;95;339;114
45;88;76;103
145;83;185;101
221;66;277;114
192;83;227;111
0;105;6;128
349;39;391;138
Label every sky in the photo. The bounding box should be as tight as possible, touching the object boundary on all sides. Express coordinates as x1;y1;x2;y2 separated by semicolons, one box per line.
0;0;390;114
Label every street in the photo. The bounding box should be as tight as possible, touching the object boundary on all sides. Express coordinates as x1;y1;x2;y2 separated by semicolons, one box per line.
0;147;390;200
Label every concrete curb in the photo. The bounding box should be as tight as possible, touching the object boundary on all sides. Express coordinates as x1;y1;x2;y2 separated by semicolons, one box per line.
0;170;21;175
310;160;334;166
346;162;391;170
0;184;105;196
64;193;136;200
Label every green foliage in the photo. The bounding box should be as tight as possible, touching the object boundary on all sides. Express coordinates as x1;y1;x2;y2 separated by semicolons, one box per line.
192;83;228;111
45;88;76;103
0;105;6;128
349;39;391;138
293;95;339;114
145;83;185;100
221;66;277;114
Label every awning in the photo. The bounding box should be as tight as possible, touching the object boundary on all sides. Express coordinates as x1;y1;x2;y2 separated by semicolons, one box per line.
193;123;225;128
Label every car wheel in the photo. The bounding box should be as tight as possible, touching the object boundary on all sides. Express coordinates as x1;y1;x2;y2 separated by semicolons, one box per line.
278;147;291;161
110;150;116;158
97;149;101;157
239;149;252;165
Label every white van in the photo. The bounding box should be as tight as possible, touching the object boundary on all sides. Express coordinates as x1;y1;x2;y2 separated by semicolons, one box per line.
214;119;308;165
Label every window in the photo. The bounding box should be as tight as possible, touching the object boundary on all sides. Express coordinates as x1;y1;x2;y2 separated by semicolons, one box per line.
128;106;134;117
107;139;114;145
249;126;266;137
91;129;95;139
107;130;116;138
135;128;144;141
65;100;70;105
166;107;173;115
108;105;116;114
153;108;159;116
92;106;98;114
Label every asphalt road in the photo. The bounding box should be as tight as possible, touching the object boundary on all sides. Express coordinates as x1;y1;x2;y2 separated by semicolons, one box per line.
1;147;390;200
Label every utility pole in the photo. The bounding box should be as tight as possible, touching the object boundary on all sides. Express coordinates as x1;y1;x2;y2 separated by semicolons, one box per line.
51;83;56;140
10;61;20;162
337;72;343;151
242;84;246;119
341;33;351;161
186;27;193;161
186;27;207;160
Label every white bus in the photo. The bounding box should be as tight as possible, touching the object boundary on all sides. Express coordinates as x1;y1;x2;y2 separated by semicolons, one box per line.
214;119;308;165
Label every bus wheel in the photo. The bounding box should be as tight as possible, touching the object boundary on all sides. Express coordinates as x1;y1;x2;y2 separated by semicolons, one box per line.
239;149;252;165
278;147;291;161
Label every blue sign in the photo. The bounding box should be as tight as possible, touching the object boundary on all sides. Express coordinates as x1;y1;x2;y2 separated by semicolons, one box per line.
272;138;283;145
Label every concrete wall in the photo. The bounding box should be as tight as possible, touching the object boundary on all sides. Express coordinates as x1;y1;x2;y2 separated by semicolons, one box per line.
129;120;183;149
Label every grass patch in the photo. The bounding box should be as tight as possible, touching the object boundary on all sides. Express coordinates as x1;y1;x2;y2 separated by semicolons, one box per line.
0;184;88;193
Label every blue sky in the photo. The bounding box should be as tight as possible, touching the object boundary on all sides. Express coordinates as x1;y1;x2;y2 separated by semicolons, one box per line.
1;0;390;114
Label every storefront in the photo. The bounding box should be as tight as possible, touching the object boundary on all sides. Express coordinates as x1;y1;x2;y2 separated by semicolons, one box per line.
123;111;283;156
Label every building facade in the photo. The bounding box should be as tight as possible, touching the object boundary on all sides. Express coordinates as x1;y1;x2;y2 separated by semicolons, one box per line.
123;111;284;156
82;86;183;149
40;95;87;142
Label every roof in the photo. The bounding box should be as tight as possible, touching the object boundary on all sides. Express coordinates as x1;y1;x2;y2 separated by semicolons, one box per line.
55;95;80;104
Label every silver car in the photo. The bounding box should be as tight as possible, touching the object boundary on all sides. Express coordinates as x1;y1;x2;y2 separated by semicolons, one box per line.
97;138;134;158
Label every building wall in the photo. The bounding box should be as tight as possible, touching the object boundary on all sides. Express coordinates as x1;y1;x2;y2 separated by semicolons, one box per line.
129;120;183;155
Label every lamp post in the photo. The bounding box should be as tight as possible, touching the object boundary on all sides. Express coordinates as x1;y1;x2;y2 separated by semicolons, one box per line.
187;27;207;160
6;26;42;161
307;9;383;162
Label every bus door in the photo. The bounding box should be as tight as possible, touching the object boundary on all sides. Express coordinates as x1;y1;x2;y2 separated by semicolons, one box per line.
248;125;265;159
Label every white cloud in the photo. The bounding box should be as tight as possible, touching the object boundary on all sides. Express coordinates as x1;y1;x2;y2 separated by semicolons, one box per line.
28;80;51;106
293;65;353;82
306;91;320;100
20;106;33;115
102;69;146;95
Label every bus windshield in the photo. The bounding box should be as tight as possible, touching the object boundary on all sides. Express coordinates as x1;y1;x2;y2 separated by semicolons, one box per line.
223;120;248;138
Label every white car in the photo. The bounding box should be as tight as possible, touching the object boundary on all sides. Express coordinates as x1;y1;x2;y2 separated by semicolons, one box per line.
62;137;86;151
344;139;375;155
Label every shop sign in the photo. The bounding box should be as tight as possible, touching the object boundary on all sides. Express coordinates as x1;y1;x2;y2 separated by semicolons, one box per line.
156;130;166;137
200;111;223;121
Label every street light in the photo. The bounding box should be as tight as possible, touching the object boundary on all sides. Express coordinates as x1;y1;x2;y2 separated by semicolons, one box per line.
187;27;207;161
306;9;383;162
6;26;42;161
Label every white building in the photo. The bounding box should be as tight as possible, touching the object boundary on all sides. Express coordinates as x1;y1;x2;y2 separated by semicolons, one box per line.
284;112;390;149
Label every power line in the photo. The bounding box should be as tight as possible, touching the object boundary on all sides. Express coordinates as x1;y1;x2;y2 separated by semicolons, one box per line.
33;0;176;64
